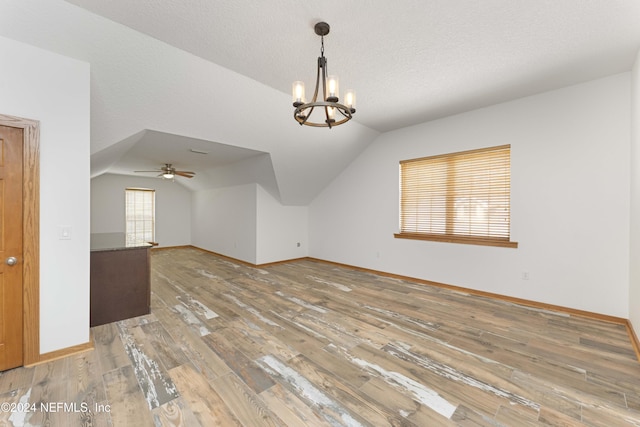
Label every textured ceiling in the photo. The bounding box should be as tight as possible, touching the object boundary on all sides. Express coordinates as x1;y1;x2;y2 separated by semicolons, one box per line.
3;1;640;204
65;0;640;132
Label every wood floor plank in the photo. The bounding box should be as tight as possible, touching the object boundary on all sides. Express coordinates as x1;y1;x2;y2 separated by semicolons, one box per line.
494;404;541;426
67;349;109;426
117;321;180;409
450;404;506;426
379;342;536;419
202;331;276;394
357;377;423;426
27;358;72;426
154;305;232;382
509;369;612;422
92;322;132;375
103;365;155;426
286;353;407;426
139;319;192;370
169;363;242;426
212;372;285;427
151;396;202;427
217;317;300;362
259;383;334;427
0;364;34;394
327;342;464;422
0;387;35;426
255;354;370;426
537;406;588;427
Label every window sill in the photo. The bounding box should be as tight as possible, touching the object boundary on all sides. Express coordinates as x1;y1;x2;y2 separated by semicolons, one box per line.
394;232;518;248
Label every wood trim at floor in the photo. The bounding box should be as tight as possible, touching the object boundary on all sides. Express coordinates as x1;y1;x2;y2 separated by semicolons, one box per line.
189;245;307;268
151;245;192;251
25;335;94;368
626;320;640;362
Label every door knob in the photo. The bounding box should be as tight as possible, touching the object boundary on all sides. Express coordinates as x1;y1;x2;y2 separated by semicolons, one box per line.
5;257;17;266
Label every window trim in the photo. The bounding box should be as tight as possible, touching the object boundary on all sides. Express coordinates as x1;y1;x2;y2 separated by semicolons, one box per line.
125;187;156;245
394;231;518;248
395;145;518;248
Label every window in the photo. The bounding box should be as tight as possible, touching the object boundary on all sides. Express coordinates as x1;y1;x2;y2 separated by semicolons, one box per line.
125;188;155;246
395;145;517;248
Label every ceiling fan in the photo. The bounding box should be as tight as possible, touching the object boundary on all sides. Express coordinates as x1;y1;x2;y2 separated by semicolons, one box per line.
134;163;195;179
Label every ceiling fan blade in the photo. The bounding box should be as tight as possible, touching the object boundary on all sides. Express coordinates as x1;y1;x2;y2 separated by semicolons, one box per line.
134;170;162;173
174;171;195;178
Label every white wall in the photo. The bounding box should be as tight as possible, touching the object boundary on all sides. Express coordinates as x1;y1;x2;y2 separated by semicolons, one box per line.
191;184;257;264
630;52;640;332
0;35;90;353
310;73;631;318
91;173;191;247
191;183;308;265
256;185;308;264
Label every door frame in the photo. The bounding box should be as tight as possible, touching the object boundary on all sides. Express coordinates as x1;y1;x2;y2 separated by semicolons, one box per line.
0;113;40;366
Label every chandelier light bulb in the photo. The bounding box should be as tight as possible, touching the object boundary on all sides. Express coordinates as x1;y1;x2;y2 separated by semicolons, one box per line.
292;81;306;106
344;90;356;113
326;75;339;102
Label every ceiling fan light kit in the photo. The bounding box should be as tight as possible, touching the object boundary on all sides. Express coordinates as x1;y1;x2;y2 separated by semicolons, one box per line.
292;22;356;129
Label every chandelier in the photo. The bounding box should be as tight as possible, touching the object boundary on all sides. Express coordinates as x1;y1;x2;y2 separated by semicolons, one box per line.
292;22;356;128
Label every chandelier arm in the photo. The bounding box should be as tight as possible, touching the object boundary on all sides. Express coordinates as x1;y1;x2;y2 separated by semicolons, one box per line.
319;55;333;126
311;57;322;104
324;106;332;129
335;107;350;119
300;105;315;126
320;56;327;102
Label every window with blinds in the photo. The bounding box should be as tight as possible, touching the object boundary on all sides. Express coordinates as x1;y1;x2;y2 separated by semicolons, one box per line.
125;188;155;246
395;145;517;248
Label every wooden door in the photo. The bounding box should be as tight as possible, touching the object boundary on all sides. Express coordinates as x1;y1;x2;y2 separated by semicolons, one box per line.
0;125;24;371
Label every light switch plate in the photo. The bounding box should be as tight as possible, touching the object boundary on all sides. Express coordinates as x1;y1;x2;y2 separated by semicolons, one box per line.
58;226;72;240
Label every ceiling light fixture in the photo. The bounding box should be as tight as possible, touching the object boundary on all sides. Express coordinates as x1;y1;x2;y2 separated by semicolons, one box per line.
292;22;356;128
135;164;195;179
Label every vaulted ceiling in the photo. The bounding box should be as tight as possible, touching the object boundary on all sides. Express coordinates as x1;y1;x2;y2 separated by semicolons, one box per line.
2;0;640;204
64;0;640;132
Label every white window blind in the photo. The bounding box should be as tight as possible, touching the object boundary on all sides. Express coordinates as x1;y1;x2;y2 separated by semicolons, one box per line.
396;145;517;248
125;188;155;246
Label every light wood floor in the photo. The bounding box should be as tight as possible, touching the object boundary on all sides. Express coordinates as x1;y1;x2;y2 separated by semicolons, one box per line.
2;247;640;426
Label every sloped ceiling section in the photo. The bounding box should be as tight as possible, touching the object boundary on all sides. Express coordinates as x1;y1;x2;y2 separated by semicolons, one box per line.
0;0;379;205
91;130;276;194
64;0;640;132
